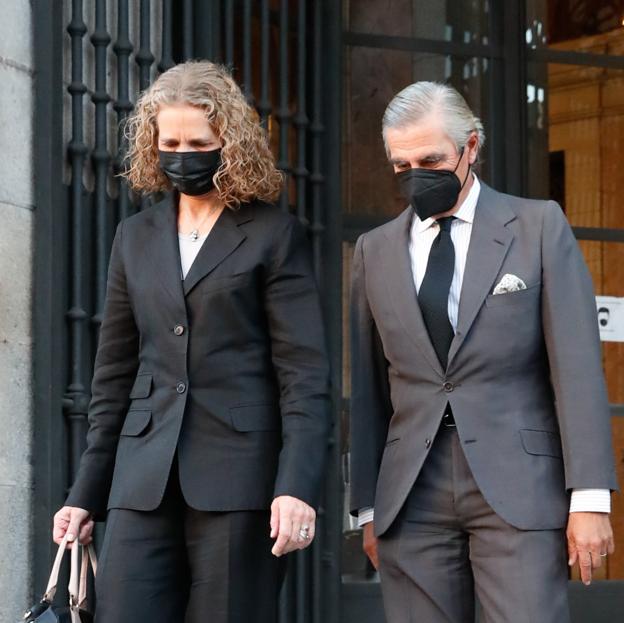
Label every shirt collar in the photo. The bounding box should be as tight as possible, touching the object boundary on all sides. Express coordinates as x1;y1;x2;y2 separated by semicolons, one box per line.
414;174;481;233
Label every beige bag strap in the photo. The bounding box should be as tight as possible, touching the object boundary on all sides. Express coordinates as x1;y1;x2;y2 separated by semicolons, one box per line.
77;544;98;608
42;533;98;612
43;532;71;602
68;542;81;622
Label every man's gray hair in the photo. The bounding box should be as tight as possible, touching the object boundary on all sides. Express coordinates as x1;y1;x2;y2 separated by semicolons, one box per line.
382;82;486;155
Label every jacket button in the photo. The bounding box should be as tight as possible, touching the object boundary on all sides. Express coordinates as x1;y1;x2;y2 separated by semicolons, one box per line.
176;382;187;394
173;324;185;336
425;438;432;449
443;382;454;393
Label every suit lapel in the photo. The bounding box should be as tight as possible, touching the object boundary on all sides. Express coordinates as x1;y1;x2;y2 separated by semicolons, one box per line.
447;184;516;368
149;195;186;308
182;204;250;296
383;208;445;378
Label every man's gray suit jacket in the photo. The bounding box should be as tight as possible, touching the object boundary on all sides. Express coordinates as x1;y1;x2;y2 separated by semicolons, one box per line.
349;182;618;537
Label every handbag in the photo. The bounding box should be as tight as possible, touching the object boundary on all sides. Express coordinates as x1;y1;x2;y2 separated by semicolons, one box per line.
22;531;98;623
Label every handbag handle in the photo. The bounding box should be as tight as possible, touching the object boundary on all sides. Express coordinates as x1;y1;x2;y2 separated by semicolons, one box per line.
43;531;71;602
43;532;98;607
77;541;98;608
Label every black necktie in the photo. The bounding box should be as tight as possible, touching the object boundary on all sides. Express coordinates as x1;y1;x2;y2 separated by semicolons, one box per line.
418;216;455;370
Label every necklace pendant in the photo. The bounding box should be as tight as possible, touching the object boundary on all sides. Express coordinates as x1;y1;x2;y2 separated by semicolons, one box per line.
190;229;199;241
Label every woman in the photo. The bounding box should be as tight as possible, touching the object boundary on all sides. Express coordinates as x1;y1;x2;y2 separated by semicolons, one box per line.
53;60;330;623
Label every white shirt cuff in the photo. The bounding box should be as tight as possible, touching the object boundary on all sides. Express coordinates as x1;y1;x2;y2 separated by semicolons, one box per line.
357;507;375;527
569;489;611;514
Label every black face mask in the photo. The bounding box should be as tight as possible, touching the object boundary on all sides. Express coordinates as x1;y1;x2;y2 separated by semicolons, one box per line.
397;148;470;221
158;149;222;196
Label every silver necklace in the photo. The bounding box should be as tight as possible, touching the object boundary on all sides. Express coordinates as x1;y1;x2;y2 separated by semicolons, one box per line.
181;205;218;241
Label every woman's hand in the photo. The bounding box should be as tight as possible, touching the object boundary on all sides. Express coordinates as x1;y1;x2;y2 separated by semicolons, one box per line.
53;506;94;547
270;495;316;557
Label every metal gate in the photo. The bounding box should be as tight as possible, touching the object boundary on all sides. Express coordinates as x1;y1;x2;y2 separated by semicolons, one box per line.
33;2;343;621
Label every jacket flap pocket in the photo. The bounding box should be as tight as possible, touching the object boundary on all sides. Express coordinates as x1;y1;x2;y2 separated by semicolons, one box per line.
230;403;279;432
520;429;562;458
129;373;152;399
121;409;152;436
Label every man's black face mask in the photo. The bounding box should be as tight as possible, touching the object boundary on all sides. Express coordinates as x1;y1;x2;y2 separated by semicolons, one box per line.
396;147;470;221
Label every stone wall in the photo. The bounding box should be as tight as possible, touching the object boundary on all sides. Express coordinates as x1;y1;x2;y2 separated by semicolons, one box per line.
0;2;34;620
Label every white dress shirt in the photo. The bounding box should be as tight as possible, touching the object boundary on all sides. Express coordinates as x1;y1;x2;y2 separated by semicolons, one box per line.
357;175;610;527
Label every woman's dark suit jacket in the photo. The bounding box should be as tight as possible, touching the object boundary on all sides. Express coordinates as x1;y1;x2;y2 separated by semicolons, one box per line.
65;196;331;520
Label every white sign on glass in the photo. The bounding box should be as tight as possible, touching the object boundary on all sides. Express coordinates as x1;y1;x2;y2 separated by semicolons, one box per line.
596;296;624;342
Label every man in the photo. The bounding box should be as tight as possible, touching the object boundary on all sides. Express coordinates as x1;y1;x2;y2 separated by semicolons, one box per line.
349;82;617;622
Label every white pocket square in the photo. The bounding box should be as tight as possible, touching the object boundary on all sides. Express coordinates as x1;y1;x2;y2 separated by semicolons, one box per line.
493;274;527;295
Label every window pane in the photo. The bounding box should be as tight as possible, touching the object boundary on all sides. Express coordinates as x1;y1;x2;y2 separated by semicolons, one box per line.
527;0;624;47
344;46;491;217
526;61;624;229
346;0;491;43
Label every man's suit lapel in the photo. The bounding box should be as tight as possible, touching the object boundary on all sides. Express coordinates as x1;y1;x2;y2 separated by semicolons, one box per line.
182;203;251;296
447;183;516;368
383;207;445;378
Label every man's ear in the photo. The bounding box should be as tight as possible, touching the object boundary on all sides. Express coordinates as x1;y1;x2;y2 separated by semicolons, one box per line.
467;132;479;165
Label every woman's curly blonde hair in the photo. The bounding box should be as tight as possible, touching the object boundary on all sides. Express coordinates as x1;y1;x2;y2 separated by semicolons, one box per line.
123;60;283;207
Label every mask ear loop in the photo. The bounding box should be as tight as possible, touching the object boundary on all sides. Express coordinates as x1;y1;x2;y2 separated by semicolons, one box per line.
453;146;471;190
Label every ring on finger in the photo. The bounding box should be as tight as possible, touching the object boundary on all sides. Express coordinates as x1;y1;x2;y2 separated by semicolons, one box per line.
600;552;608;557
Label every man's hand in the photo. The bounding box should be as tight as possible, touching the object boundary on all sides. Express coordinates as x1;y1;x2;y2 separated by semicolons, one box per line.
567;512;614;585
270;496;316;557
53;506;93;548
363;521;379;570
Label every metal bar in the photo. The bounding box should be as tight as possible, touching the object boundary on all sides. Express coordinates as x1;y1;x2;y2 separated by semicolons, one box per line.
573;227;624;243
242;0;253;102
487;0;506;190
159;0;174;72
114;0;134;220
183;0;194;60
32;0;67;596
293;0;308;225
258;0;271;127
277;0;291;212
136;0;154;212
91;0;112;324
137;0;154;91
211;1;222;62
224;0;234;67
501;0;527;196
609;405;624;417
66;0;89;483
194;0;220;62
343;31;502;60
527;47;624;70
318;2;343;621
309;0;324;278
